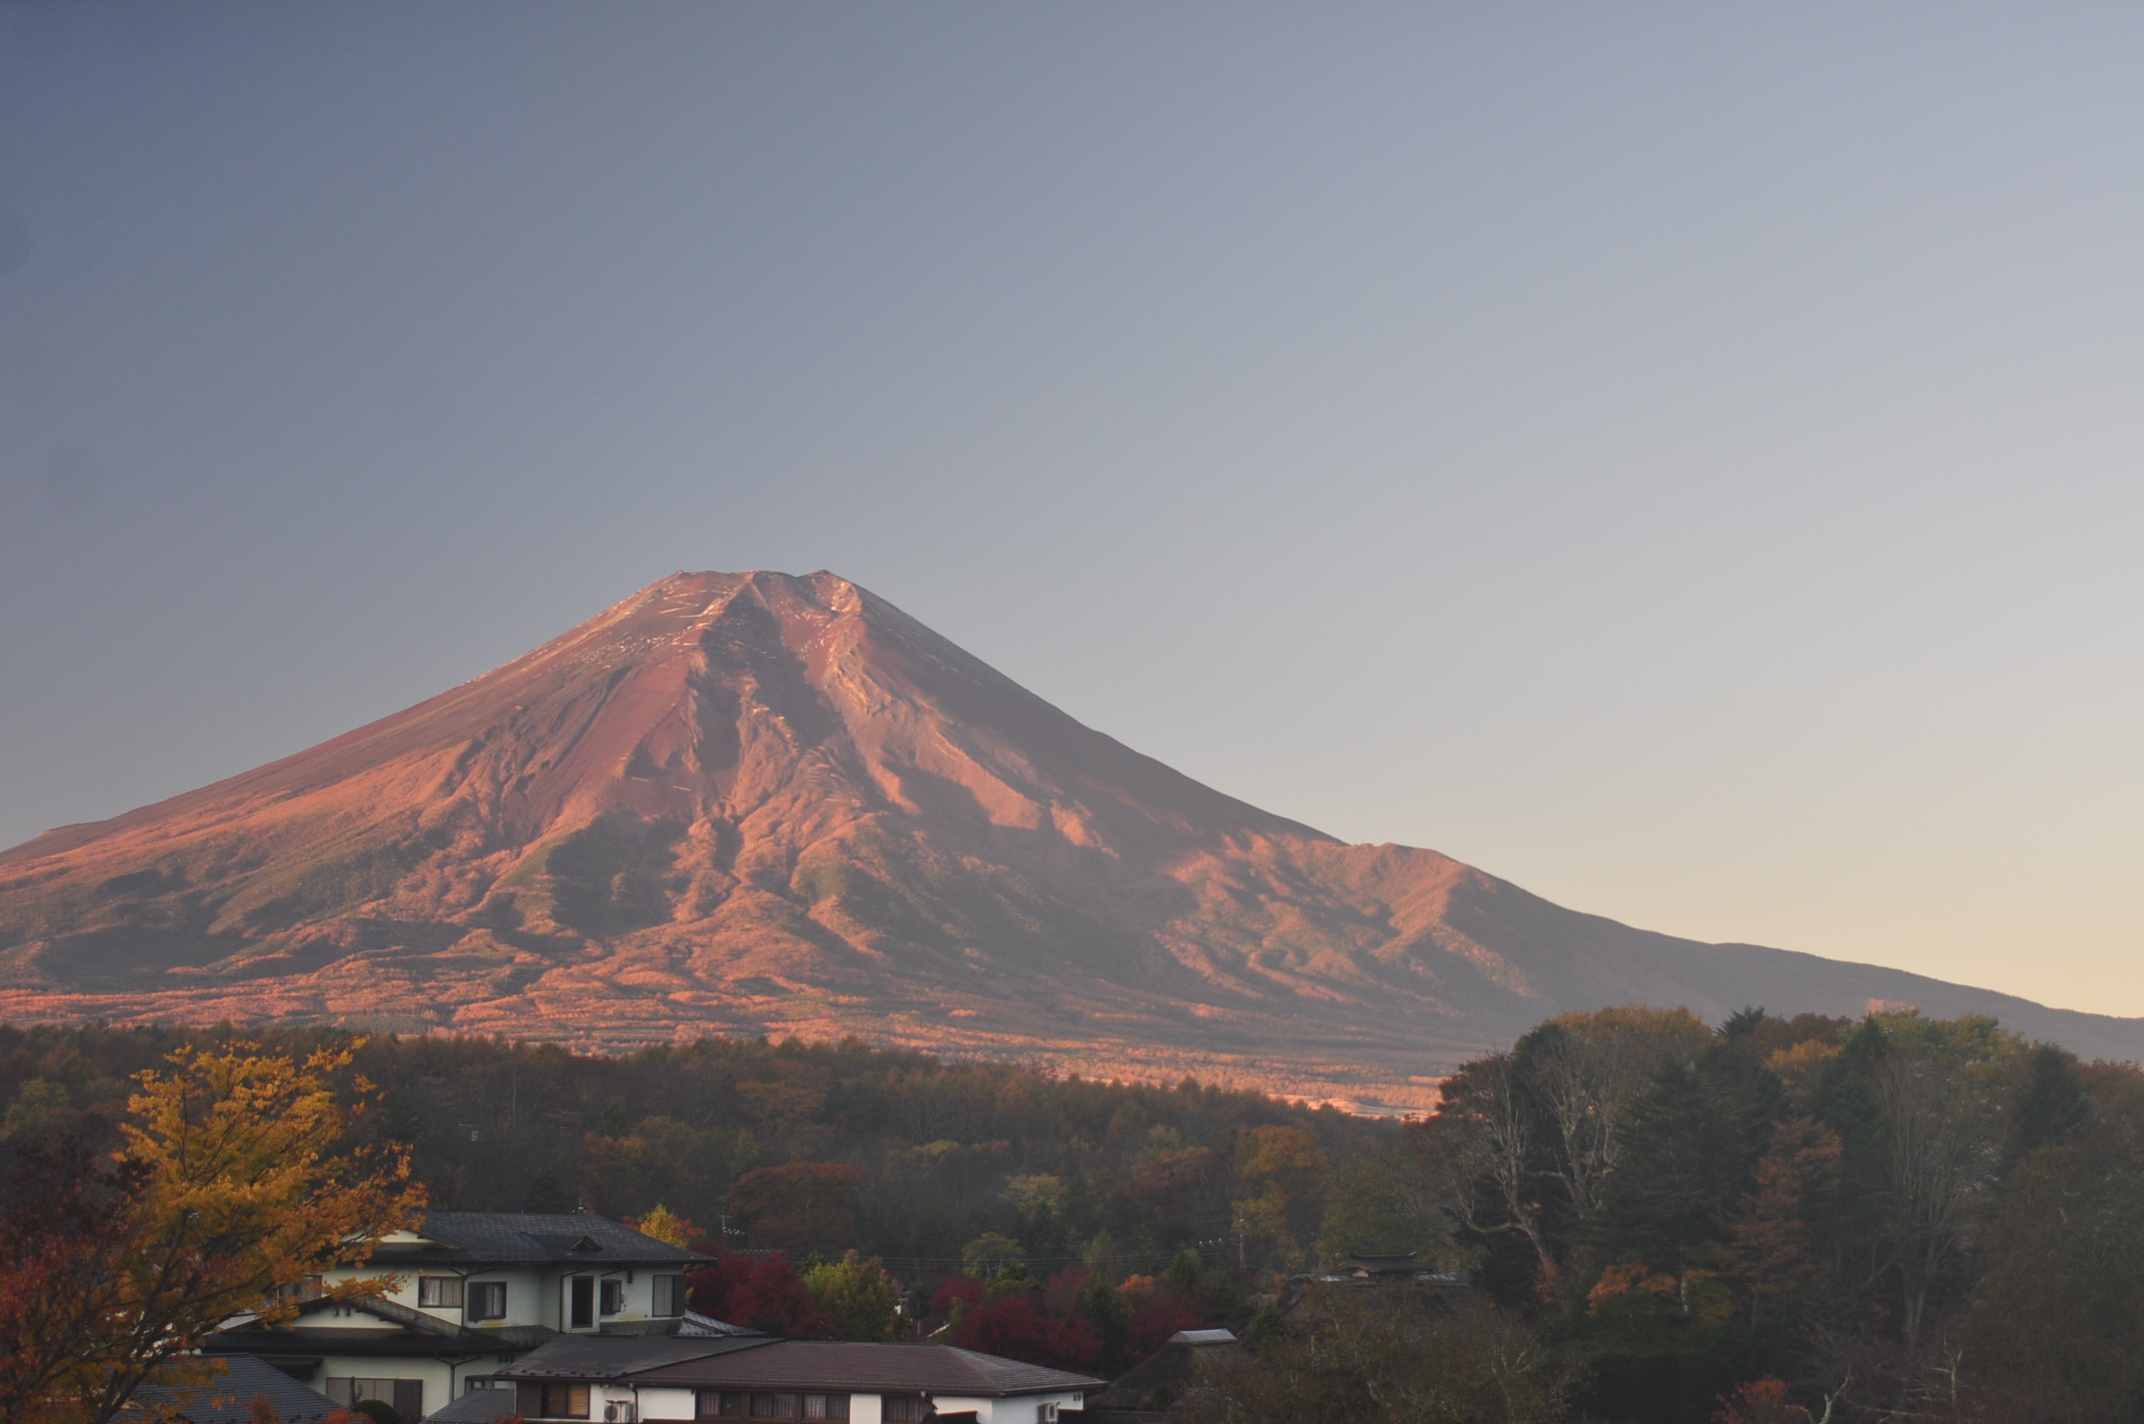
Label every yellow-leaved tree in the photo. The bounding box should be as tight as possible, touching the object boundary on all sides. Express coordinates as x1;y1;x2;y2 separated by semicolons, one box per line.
1231;1125;1329;1268
0;1040;427;1424
802;1250;904;1341
628;1203;696;1249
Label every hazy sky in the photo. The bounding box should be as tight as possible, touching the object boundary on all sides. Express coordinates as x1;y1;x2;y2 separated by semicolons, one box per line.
3;6;2140;1018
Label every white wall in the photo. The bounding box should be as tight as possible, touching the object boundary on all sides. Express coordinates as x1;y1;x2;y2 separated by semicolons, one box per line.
301;1347;524;1406
485;1385;1081;1424
485;1268;549;1329
325;1261;691;1333
560;1265;694;1328
291;1303;398;1332
634;1387;696;1422
930;1391;1088;1424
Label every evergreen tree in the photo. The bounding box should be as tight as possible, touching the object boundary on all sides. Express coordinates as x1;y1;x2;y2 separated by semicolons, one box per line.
2001;1042;2093;1172
521;1168;572;1214
1594;1043;1784;1276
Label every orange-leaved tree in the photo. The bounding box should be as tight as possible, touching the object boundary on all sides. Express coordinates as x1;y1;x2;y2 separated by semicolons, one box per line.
0;1040;427;1424
1717;1115;1844;1324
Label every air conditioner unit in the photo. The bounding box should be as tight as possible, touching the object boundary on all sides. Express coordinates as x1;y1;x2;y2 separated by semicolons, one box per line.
602;1403;637;1422
1036;1405;1059;1423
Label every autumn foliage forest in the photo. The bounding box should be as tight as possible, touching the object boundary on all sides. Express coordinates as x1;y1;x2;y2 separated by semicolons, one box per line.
4;1005;2143;1424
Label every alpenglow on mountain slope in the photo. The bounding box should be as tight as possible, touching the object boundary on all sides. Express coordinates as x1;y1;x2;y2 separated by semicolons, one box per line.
2;571;2136;1109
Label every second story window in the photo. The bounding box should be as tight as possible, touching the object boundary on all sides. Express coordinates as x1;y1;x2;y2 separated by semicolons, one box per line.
469;1281;508;1321
652;1274;685;1317
600;1279;626;1315
418;1277;464;1309
269;1275;324;1306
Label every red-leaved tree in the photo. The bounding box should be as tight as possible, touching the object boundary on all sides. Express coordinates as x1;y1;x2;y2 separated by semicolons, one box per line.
1711;1378;1806;1424
0;1139;151;1424
689;1250;829;1337
949;1294;1102;1372
931;1274;986;1321
1125;1285;1207;1357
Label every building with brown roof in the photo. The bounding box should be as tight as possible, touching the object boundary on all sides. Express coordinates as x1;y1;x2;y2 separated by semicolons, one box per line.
492;1334;1104;1423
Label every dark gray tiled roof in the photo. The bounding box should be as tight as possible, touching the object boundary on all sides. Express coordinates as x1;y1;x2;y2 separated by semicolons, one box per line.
124;1355;342;1424
425;1387;526;1422
620;1340;1105;1396
372;1212;710;1267
208;1295;740;1365
498;1334;775;1379
205;1295;520;1360
206;1326;526;1361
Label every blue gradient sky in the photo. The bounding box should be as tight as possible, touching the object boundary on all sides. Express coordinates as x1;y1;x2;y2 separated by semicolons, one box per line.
3;6;2140;1015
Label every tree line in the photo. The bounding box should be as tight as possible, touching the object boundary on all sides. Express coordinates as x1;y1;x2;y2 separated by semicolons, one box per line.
4;1005;2142;1423
1395;1004;2144;1423
0;1022;1384;1274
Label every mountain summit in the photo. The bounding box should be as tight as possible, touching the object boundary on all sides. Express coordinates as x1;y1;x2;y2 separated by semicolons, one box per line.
3;570;2136;1108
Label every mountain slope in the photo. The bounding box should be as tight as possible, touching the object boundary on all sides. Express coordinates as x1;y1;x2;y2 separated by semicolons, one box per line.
3;570;2136;1109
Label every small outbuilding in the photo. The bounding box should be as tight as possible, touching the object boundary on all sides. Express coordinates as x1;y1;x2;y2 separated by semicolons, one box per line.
1083;1328;1239;1420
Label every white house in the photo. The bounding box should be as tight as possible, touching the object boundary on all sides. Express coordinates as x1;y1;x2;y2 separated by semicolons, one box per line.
204;1212;714;1421
495;1334;1104;1424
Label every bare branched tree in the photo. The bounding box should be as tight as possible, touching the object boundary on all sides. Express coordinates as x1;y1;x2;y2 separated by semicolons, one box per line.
1871;1045;2001;1351
1523;1010;1702;1225
1421;1055;1559;1284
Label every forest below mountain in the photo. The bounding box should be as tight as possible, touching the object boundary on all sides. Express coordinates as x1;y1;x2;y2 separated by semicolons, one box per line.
5;1009;2142;1424
0;1023;1383;1274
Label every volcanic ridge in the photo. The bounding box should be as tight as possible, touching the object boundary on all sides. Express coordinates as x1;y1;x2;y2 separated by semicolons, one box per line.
3;570;2137;1111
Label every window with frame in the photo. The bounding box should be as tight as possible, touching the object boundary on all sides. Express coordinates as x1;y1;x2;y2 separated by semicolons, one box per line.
749;1394;798;1419
540;1382;592;1419
652;1273;685;1316
418;1276;464;1309
326;1378;424;1421
469;1280;508;1320
269;1275;324;1305
801;1396;848;1421
881;1398;927;1423
696;1391;751;1418
599;1278;626;1315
